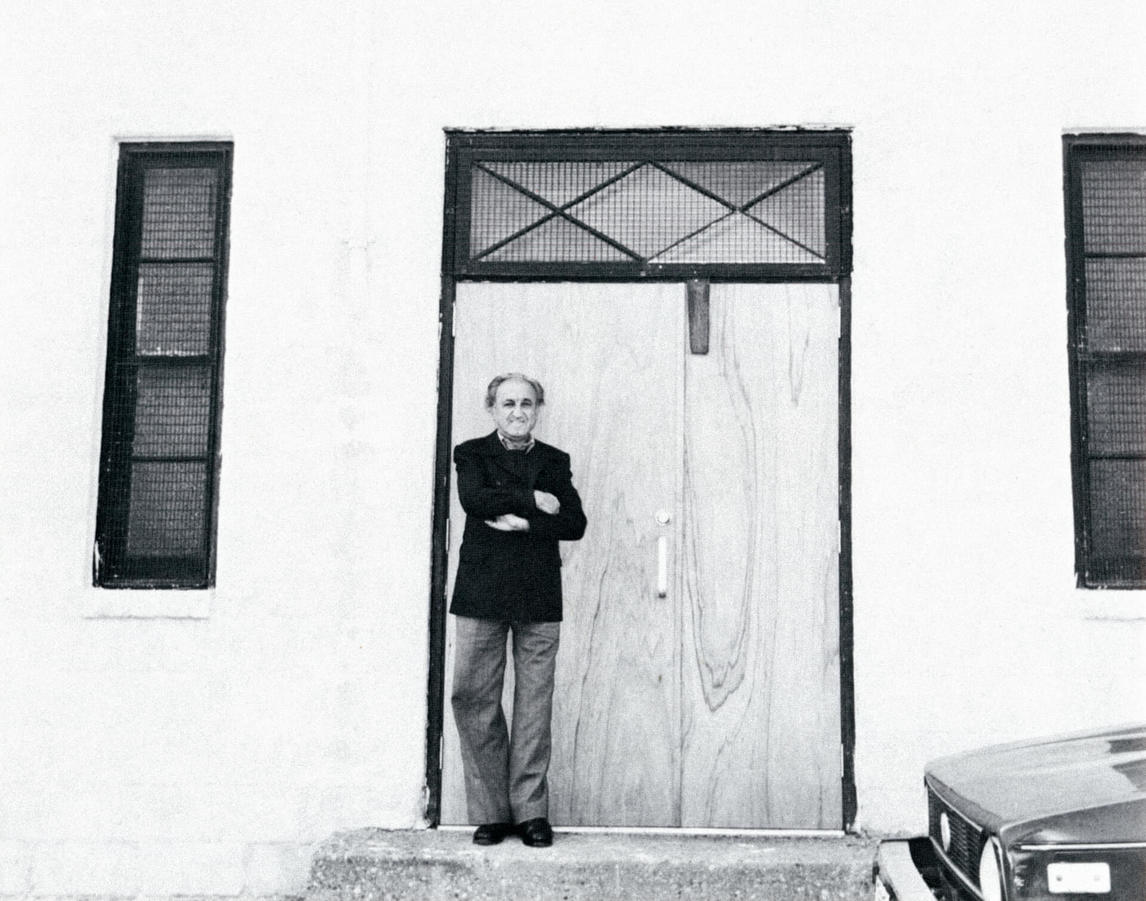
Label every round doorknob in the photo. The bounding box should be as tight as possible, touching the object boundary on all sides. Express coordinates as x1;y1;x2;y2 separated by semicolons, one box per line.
655;510;671;525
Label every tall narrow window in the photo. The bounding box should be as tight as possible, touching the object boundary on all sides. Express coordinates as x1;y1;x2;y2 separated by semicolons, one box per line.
94;143;232;588
1065;135;1146;588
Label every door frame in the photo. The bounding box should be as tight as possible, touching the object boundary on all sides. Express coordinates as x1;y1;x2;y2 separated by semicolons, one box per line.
424;128;855;829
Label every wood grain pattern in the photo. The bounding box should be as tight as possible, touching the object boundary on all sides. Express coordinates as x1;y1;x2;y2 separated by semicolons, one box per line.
443;282;684;826
679;283;841;828
442;281;842;829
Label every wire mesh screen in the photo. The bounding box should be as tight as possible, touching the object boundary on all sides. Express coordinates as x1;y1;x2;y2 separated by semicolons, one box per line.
140;168;219;257
1089;459;1146;562
96;149;229;586
1086;365;1146;455
1084;259;1146;352
467;159;827;266
125;462;208;556
136;263;215;354
131;366;213;457
1082;160;1146;254
1071;147;1146;584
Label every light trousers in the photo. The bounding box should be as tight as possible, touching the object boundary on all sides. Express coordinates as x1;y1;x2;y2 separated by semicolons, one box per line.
451;615;561;824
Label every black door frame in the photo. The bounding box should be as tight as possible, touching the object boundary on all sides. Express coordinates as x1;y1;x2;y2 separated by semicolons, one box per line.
425;128;855;829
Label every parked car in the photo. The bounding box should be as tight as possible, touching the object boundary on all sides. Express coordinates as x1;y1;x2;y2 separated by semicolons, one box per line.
873;723;1146;900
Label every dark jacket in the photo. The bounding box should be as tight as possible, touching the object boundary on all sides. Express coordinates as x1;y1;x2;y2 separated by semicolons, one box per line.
449;431;587;622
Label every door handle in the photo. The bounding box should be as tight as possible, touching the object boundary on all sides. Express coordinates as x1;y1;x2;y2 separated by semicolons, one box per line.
657;535;668;598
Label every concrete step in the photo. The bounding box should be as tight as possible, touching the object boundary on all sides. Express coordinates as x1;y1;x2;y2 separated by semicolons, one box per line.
308;828;877;900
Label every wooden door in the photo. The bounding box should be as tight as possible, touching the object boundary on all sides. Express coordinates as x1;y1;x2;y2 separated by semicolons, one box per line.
443;282;684;827
680;284;842;828
442;281;841;829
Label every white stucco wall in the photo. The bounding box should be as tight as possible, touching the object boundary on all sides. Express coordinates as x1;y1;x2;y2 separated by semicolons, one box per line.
0;4;430;893
1;0;1144;892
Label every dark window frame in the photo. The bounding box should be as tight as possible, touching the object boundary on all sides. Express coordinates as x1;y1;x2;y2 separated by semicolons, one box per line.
1064;133;1146;589
444;129;851;281
93;142;233;589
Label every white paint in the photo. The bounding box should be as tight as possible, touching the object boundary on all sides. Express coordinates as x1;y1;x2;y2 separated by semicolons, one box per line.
2;0;1145;891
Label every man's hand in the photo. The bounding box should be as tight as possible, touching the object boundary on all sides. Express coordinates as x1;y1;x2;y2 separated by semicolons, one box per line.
533;490;561;515
484;513;530;531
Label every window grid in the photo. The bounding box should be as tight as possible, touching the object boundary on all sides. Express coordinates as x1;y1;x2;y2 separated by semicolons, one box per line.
94;144;231;588
1066;136;1146;588
447;131;848;280
469;160;826;266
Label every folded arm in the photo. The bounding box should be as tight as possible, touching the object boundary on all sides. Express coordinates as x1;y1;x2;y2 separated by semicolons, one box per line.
523;456;587;541
454;443;534;519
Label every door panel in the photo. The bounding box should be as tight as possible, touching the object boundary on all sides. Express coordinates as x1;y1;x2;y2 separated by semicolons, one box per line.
443;282;684;826
679;284;841;828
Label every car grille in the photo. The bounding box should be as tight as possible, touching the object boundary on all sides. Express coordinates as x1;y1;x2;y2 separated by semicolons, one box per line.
928;786;984;890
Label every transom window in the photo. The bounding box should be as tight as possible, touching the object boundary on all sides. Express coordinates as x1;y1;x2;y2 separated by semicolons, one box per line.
445;130;849;280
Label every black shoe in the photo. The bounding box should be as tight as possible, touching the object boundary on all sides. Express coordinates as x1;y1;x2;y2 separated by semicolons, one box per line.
472;822;515;845
517;817;554;847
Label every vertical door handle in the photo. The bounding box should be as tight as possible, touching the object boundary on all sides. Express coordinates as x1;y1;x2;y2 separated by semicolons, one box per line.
657;535;668;598
654;510;671;598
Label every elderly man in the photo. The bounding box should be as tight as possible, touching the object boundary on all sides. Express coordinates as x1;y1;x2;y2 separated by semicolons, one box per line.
450;373;587;847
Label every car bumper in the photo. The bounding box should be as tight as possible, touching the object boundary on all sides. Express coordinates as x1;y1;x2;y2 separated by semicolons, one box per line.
873;837;939;901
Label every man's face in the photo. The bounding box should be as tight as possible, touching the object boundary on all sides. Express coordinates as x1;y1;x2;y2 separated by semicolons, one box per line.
489;379;539;441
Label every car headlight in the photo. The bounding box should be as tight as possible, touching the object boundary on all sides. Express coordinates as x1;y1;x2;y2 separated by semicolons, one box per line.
979;837;1005;901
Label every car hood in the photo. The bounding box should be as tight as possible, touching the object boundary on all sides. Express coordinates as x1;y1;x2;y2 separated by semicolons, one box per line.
926;723;1146;845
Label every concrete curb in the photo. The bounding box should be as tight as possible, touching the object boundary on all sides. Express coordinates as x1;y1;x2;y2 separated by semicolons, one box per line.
309;829;878;900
